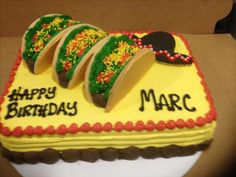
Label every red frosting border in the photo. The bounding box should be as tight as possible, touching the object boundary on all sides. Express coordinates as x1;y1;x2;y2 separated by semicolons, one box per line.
0;33;217;137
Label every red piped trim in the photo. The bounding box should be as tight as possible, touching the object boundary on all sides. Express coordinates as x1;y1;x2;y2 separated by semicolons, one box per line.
103;122;113;132
34;126;44;135
80;123;90;132
134;120;145;131
68;123;79;134
176;119;185;129
12;127;23;137
45;126;55;135
24;126;34;136
124;121;134;131
156;120;166;130
114;121;123;132
56;125;67;135
92;123;102;133
166;120;176;130
145;120;155;131
0;33;217;137
186;119;196;128
196;117;205;127
2;127;12;136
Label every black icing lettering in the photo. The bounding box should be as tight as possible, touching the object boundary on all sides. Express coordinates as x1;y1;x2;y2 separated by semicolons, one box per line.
7;89;18;102
37;88;46;99
16;87;24;100
57;102;67;115
139;89;158;111
5;102;18;119
168;94;182;111
7;87;57;102
28;88;39;100
22;89;30;100
4;102;78;119
158;94;172;111
46;87;56;99
37;104;47;117
4;86;78;119
7;87;22;102
139;89;196;112
31;104;40;116
17;106;25;117
42;104;49;117
48;103;58;115
23;105;32;116
67;102;78;116
183;94;196;112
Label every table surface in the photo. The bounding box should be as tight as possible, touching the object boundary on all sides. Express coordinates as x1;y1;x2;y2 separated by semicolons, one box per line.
0;34;236;177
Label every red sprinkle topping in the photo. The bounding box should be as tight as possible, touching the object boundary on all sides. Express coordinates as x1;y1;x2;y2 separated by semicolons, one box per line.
64;61;72;71
96;71;115;84
42;24;49;28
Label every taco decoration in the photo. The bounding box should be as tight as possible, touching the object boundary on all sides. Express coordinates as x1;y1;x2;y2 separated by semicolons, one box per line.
85;35;155;111
21;14;79;74
52;24;110;88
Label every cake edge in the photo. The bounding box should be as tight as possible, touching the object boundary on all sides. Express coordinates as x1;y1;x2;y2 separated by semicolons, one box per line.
0;33;217;137
0;32;216;164
0;139;212;164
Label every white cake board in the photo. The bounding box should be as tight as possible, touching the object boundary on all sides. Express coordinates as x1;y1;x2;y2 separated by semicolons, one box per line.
12;152;201;177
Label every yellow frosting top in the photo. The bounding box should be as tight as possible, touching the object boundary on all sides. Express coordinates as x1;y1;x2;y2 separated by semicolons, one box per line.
0;34;216;152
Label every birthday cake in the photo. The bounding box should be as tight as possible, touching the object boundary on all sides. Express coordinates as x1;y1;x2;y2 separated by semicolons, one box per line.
0;14;216;164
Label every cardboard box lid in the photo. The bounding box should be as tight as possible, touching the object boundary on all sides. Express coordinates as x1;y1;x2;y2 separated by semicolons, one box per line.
0;0;233;37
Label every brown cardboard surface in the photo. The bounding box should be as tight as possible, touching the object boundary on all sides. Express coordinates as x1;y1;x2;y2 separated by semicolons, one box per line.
0;34;236;177
0;0;232;37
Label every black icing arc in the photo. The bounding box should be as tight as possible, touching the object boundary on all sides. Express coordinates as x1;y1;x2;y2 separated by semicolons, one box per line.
125;31;193;65
141;31;176;53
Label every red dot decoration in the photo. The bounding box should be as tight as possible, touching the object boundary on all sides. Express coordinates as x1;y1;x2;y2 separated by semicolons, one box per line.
46;126;56;135
68;123;79;134
57;125;67;135
103;122;112;132
92;123;102;133
114;122;123;132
